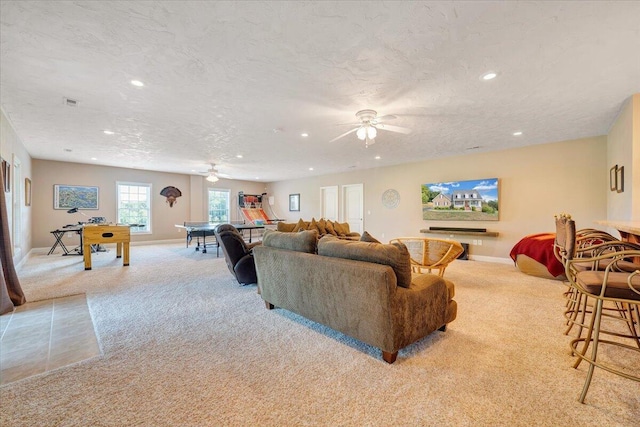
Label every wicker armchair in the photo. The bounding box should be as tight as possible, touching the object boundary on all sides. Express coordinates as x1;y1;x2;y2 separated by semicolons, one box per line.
390;237;464;277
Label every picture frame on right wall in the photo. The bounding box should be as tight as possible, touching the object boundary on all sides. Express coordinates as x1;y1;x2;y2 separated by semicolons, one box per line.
421;178;499;221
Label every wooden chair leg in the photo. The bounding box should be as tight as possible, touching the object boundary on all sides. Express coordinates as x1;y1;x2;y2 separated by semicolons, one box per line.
382;350;398;364
265;301;274;310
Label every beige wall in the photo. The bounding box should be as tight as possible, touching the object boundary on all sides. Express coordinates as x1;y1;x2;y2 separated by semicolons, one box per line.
606;93;639;221
0;108;33;264
32;159;268;249
267;136;609;261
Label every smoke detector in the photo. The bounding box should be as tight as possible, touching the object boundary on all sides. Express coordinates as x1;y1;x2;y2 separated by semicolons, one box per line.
63;97;78;107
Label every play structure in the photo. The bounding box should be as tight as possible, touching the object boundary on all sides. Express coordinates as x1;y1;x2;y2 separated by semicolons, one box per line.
238;192;283;225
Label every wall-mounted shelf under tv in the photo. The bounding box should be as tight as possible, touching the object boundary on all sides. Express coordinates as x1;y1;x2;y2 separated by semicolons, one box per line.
420;227;499;237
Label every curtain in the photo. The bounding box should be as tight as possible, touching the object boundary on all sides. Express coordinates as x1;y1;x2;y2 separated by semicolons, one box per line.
0;168;25;315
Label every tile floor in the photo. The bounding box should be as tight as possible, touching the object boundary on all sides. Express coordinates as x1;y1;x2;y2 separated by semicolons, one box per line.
0;294;100;385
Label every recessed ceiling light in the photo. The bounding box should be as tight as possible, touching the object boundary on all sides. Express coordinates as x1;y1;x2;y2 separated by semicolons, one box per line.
513;131;523;136
375;156;381;160
255;177;259;180
91;157;97;161
236;154;243;158
308;167;314;171
131;80;144;87
301;133;309;137
481;72;497;81
103;130;114;135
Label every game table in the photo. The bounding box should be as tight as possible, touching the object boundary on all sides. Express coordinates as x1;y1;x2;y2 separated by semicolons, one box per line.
175;222;265;254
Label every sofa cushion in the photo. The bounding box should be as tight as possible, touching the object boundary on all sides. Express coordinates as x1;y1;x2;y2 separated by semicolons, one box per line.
263;229;318;253
360;231;381;243
276;221;296;232
318;236;412;288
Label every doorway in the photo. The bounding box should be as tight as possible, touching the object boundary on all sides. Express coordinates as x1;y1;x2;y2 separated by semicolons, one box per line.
320;186;338;221
341;183;363;234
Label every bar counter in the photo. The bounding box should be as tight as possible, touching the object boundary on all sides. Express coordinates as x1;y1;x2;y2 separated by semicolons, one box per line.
595;220;640;243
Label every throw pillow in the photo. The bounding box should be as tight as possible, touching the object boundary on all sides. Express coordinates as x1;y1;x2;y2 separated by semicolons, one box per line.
317;238;413;288
317;218;328;235
360;231;380;243
324;220;337;235
292;218;307;232
308;218;321;234
263;230;319;253
332;221;346;236
276;222;296;232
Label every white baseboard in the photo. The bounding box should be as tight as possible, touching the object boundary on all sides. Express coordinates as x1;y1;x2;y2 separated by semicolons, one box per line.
33;238;186;254
468;255;514;265
131;238;184;246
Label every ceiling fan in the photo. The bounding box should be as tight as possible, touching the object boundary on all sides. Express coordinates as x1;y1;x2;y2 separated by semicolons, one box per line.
329;109;411;147
200;163;231;182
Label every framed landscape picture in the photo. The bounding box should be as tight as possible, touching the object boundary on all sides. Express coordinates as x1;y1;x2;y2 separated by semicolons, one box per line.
54;184;99;210
421;178;499;221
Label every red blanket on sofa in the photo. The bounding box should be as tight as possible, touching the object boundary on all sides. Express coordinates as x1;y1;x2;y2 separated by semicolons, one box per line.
509;233;565;277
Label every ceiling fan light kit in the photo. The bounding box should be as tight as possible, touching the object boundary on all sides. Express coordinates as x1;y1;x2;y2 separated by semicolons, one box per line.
205;163;220;182
331;109;410;147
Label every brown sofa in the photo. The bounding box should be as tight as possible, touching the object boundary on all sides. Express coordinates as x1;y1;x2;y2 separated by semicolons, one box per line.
275;218;361;240
253;230;457;363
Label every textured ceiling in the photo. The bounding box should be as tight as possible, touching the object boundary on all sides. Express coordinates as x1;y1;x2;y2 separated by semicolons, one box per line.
1;1;639;182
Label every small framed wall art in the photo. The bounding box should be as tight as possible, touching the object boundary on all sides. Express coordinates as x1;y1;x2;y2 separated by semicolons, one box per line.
25;178;31;206
289;193;300;211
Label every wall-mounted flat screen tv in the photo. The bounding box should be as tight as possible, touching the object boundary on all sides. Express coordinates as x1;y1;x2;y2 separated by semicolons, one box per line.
421;178;499;221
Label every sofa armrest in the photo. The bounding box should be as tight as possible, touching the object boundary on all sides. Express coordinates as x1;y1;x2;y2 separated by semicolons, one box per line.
247;241;262;251
392;273;449;349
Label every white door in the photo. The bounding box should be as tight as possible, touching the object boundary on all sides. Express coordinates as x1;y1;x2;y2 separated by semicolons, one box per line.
342;184;363;234
320;186;338;220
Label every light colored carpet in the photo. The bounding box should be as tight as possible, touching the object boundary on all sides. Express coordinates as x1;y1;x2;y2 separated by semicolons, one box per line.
1;242;638;426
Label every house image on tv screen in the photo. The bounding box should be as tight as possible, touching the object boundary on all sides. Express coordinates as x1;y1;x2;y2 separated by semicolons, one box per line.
421;178;499;221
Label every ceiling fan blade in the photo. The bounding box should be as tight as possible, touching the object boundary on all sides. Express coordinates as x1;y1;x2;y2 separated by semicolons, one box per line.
329;127;357;143
377;124;412;134
376;114;397;122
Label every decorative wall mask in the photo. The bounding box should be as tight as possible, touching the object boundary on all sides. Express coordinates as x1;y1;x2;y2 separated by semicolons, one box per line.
160;186;182;207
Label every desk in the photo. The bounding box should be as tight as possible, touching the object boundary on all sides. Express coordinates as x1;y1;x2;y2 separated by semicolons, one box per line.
175;222;265;254
48;225;83;255
82;225;131;270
